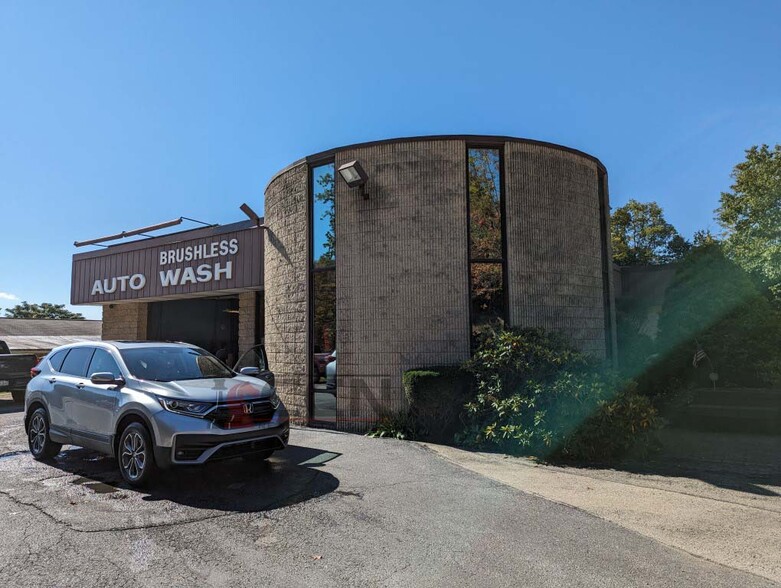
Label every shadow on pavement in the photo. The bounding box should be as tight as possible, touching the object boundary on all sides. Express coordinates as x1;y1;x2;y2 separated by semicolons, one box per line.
0;395;23;415
543;431;781;498
42;444;341;512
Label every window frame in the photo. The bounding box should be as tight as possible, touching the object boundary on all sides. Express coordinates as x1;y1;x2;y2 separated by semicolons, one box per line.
466;143;509;347
307;157;338;428
59;346;97;378
86;348;122;379
48;349;69;373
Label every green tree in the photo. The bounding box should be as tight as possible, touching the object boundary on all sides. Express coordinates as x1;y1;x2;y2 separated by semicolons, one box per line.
647;242;781;389
3;301;85;320
611;200;690;265
716;144;781;299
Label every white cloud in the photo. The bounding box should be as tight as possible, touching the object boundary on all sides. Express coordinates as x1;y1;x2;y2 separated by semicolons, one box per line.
0;292;18;301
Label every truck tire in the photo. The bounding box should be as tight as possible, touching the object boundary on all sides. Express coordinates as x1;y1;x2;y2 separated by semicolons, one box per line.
11;390;24;404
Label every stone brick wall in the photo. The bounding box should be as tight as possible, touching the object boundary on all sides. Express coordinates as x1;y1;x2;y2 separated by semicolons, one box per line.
263;162;309;423
263;136;613;431
237;291;257;356
504;142;607;357
335;140;471;432
101;302;148;341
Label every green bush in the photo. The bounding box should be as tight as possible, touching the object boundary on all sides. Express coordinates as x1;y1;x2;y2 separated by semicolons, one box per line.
366;411;416;440
457;328;659;462
402;367;473;443
645;243;781;392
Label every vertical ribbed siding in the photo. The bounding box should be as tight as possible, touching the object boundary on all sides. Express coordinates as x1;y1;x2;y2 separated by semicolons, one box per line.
335;141;471;432
263;163;309;422
504;143;607;357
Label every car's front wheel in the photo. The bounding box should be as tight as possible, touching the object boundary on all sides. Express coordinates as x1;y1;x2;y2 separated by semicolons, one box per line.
118;422;157;487
28;407;62;460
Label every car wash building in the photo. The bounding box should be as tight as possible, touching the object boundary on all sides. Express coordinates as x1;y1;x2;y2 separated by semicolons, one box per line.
72;135;617;431
71;220;265;370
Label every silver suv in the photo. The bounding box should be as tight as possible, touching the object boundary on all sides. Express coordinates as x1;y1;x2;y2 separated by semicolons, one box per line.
23;341;289;486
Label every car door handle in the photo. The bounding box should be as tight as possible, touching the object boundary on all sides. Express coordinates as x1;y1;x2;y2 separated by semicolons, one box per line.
48;377;56;383
76;382;85;389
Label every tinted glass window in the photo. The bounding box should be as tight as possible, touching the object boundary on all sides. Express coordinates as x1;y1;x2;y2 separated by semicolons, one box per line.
468;147;506;344
119;347;233;382
311;162;337;423
312;163;335;268
235;346;267;372
48;350;68;372
87;349;121;378
469;148;502;259
470;263;505;338
59;347;95;377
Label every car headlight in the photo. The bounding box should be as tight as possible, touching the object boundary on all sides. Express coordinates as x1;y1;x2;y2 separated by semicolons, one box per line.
157;396;214;417
269;391;281;409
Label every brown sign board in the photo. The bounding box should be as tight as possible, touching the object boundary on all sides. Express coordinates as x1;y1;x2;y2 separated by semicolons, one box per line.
71;221;263;305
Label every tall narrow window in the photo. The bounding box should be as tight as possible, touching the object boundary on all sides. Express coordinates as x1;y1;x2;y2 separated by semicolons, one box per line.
310;162;336;423
468;147;506;344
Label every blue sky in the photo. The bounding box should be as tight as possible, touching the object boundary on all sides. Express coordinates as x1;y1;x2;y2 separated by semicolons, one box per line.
1;1;779;319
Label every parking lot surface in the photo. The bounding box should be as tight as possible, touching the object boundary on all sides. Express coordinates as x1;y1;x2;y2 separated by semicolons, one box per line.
0;402;776;587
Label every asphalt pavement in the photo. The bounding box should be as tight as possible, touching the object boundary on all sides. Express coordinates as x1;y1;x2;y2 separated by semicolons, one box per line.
0;400;776;587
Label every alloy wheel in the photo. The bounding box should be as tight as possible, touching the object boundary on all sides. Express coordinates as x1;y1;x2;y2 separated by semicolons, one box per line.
29;414;46;456
121;431;146;481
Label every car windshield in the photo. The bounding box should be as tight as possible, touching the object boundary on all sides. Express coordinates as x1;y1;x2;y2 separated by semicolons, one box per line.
119;347;233;382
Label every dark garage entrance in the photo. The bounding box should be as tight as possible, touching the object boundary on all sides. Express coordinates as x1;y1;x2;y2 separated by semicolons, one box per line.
147;298;239;366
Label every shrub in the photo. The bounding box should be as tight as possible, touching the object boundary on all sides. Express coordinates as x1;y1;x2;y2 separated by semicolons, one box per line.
458;327;659;462
646;243;781;391
366;411;416;440
402;367;473;443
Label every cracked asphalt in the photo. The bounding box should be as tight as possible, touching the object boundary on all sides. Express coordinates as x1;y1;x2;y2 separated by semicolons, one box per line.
0;404;777;587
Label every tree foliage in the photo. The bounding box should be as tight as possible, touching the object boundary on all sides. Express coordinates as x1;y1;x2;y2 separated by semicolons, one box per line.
646;242;781;389
716;144;781;299
3;301;85;320
458;328;659;461
611;200;689;265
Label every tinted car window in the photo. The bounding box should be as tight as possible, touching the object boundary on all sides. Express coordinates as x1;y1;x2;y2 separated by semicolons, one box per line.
59;347;95;377
87;349;121;378
48;349;69;372
119;347;233;382
234;345;267;372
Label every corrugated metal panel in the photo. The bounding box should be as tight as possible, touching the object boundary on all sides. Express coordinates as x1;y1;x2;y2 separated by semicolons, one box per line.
3;335;102;352
0;319;102;337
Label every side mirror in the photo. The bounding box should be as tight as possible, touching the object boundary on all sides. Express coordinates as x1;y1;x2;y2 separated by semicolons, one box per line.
91;372;124;386
239;366;261;377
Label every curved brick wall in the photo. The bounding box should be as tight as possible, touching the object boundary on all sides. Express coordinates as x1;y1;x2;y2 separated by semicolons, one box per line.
505;142;614;358
263;162;309;422
263;136;615;430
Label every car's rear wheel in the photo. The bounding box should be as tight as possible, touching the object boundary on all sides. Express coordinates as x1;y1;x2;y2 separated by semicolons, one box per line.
118;422;157;487
28;408;62;460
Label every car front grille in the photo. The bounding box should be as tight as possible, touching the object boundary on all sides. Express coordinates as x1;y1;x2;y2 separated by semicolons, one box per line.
173;432;285;462
205;400;276;430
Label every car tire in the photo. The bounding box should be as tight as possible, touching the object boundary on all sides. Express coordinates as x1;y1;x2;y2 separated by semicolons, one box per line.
242;449;274;462
11;390;25;404
27;407;62;461
118;422;157;487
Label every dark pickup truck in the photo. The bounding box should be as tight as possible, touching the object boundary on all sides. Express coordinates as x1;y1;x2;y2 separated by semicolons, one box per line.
0;340;37;403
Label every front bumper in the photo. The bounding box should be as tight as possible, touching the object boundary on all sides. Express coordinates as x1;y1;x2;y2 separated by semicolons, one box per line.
151;404;290;468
